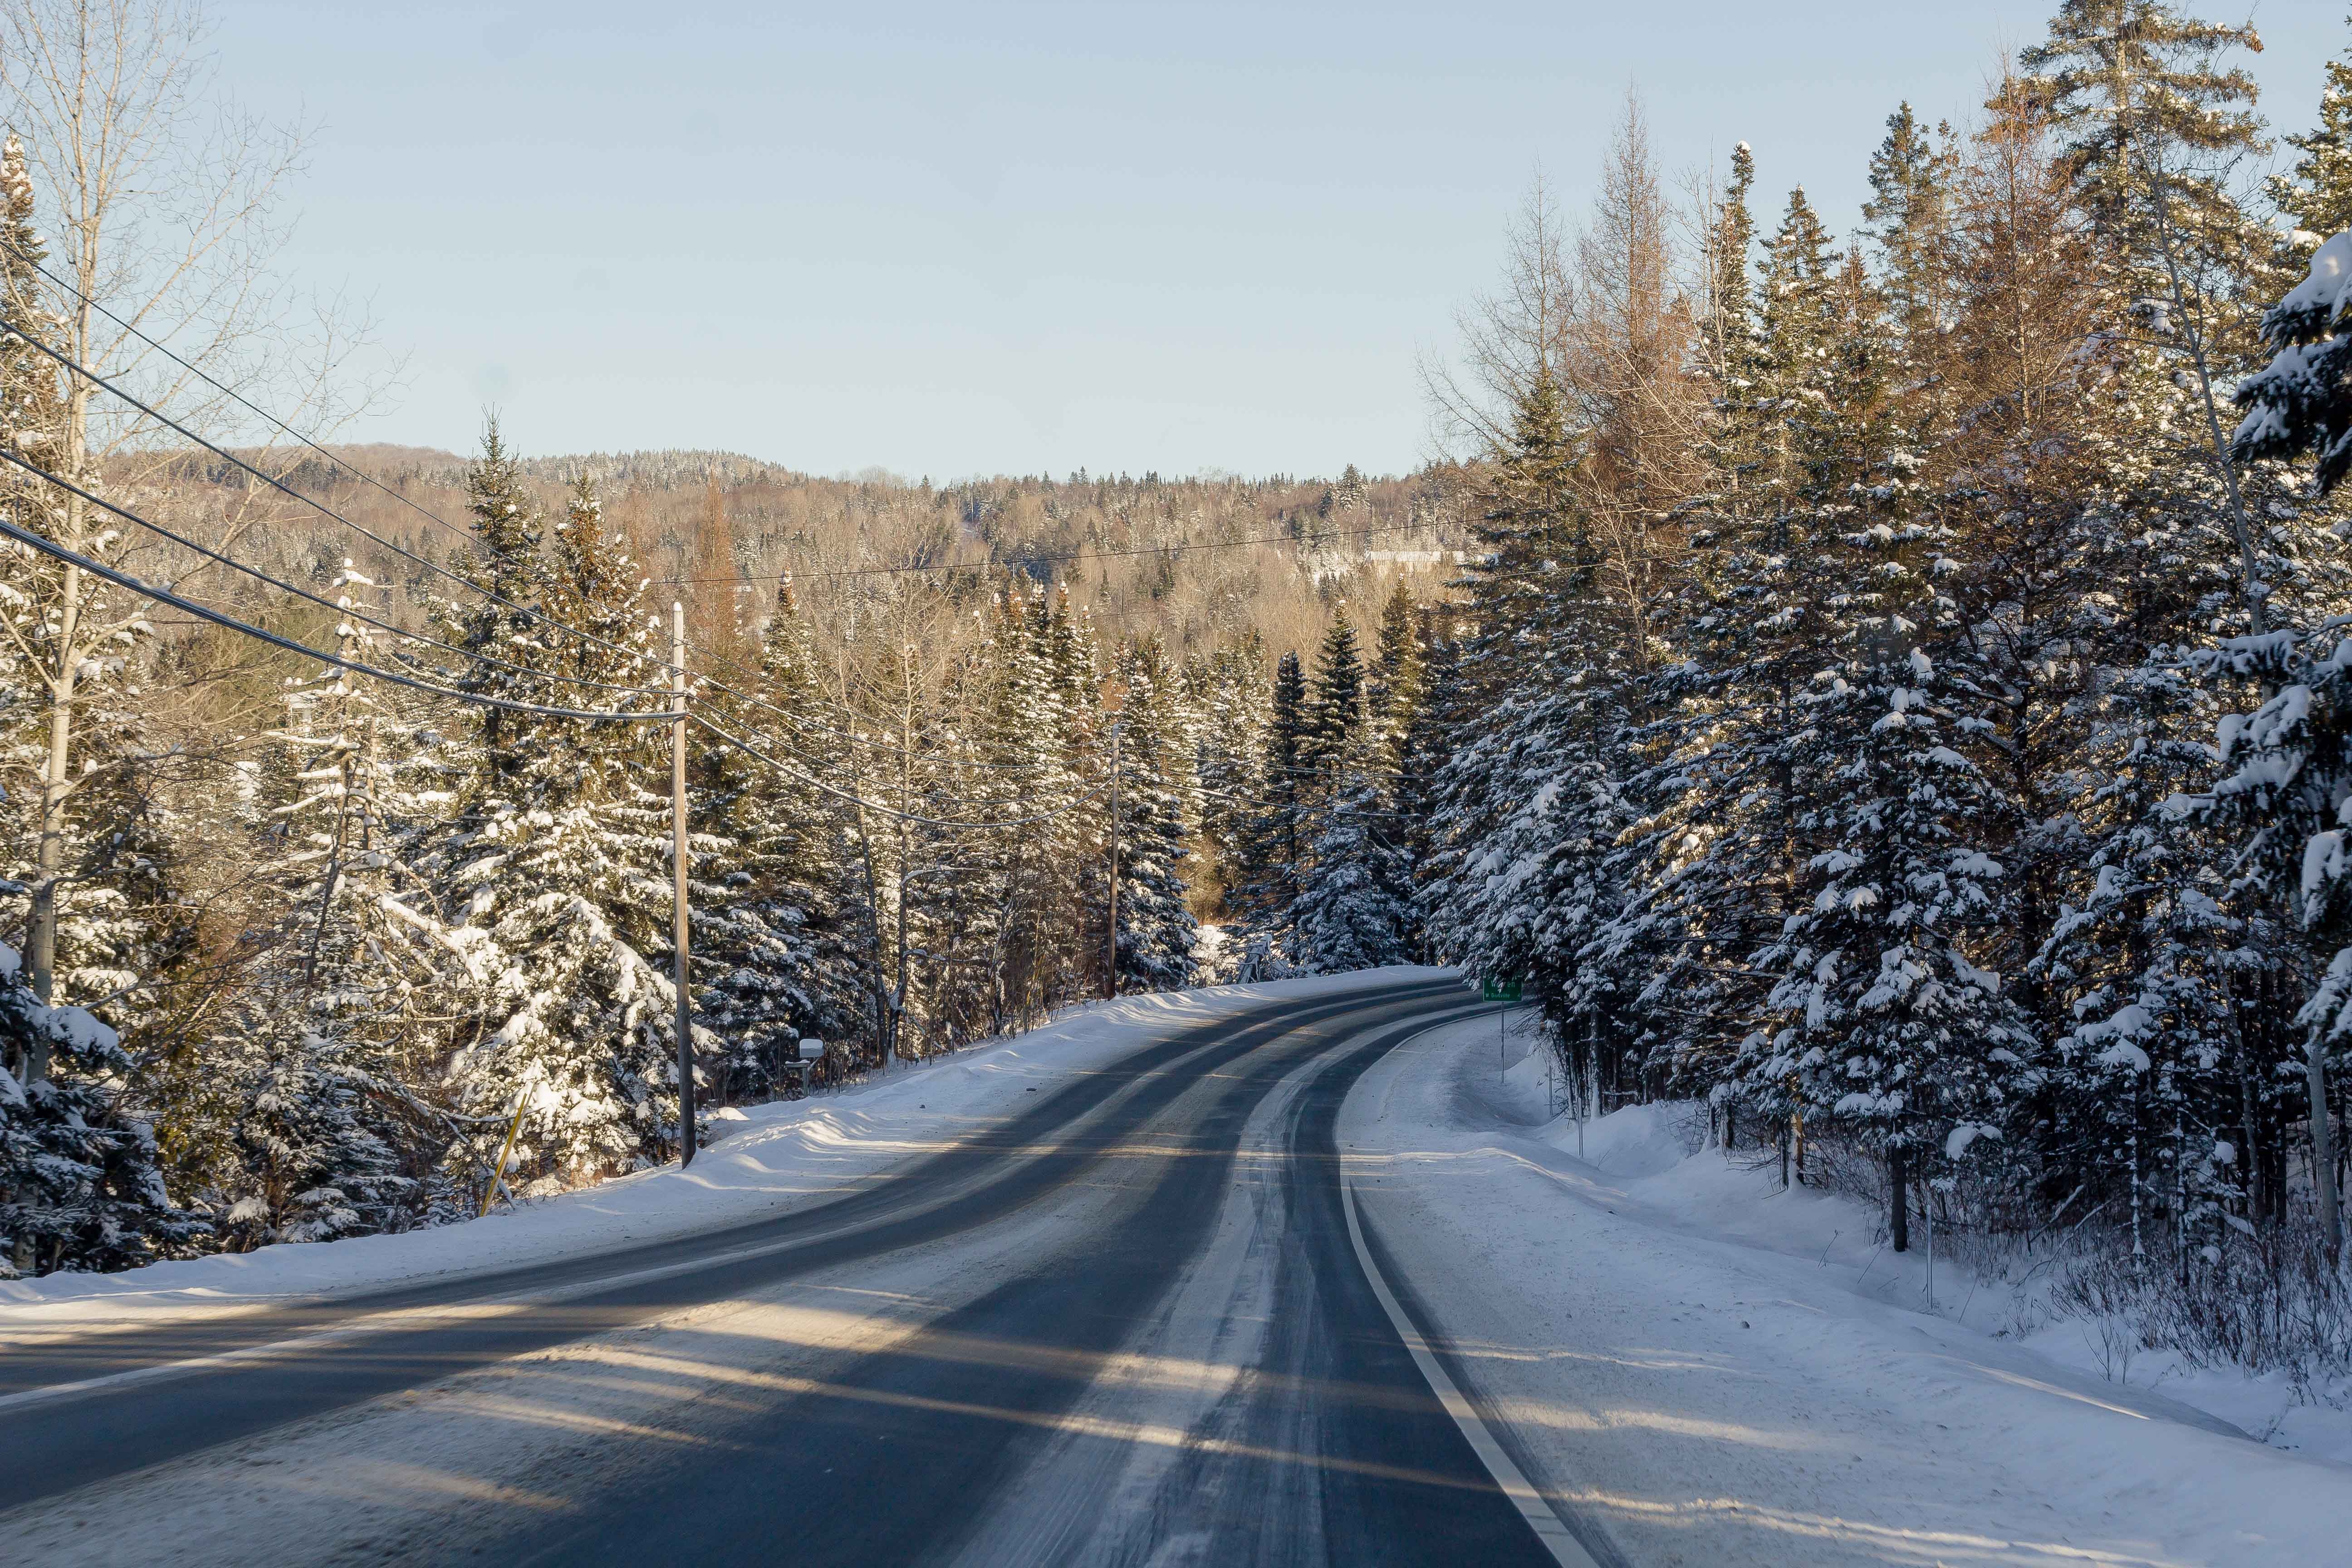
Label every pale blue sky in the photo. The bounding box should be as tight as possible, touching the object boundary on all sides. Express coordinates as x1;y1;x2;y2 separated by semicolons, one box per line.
215;1;2339;479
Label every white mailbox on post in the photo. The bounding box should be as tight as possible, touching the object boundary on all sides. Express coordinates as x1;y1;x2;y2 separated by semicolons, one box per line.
788;1037;826;1099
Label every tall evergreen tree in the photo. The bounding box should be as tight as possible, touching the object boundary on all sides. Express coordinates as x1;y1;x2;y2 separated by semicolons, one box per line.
431;450;691;1195
1111;637;1198;991
700;579;867;1096
2269;22;2352;239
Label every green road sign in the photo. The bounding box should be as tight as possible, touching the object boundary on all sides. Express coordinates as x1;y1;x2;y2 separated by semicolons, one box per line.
1481;976;1522;1002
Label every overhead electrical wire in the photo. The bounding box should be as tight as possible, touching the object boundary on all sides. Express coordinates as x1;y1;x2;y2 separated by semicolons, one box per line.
690;713;1110;832
0;447;1127;828
0;471;1122;829
0;312;674;692
0;446;668;700
676;519;1449;585
7;239;1448;598
10;230;1451;618
678;634;1110;766
0;488;673;724
1;240;1460;775
0;244;1367;835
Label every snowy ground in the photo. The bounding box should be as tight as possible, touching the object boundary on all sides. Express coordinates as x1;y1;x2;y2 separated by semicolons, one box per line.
1340;1009;2352;1567
0;967;1451;1339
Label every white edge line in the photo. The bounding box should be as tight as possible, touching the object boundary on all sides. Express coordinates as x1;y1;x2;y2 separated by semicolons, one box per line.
1339;1015;1603;1568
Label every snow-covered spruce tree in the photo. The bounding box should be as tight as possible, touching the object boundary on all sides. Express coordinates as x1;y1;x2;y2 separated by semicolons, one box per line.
1046;590;1112;1004
1734;218;2029;1239
1275;610;1372;960
2204;627;2352;1246
960;584;1099;1029
2268;25;2352;242
1420;366;1587;995
0;936;190;1276
1299;611;1367;787
1288;723;1416;974
2025;0;2297;636
2030;657;2249;1263
2022;9;2351;1248
1911;72;2273;1251
1655;176;1861;1115
198;567;466;1248
1753;641;2029;1247
2234;231;2352;496
429;451;694;1195
1363;578;1435;957
891;633;995;1054
1184;632;1268;931
1229;648;1311;978
1367;579;1426;763
700;578;867;1097
1110;636;1197;991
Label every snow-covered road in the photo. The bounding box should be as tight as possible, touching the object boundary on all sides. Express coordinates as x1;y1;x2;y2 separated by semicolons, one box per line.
1341;1012;2352;1567
7;975;2347;1566
1;973;1551;1566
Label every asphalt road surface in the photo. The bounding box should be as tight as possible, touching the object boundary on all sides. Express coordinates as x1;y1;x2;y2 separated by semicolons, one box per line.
0;976;1617;1566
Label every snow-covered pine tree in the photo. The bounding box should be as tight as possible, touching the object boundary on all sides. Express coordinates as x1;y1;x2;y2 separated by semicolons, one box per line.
700;578;866;1095
431;451;692;1196
2268;25;2352;241
2234;230;2352;495
1288;721;1416;974
1230;648;1312;976
200;565;464;1248
1110;636;1198;990
0;935;190;1276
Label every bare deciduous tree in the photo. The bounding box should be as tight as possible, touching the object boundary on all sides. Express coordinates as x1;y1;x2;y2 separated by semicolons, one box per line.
0;0;377;1049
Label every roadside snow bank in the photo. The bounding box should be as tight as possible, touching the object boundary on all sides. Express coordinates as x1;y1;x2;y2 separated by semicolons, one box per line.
1525;1075;2352;1464
1;967;1455;1333
1341;1010;2352;1567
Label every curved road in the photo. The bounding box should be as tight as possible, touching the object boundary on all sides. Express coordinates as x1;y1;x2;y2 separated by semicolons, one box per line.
0;977;1617;1566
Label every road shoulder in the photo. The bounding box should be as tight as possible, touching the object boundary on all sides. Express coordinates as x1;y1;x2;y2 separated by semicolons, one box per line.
1336;1014;2352;1568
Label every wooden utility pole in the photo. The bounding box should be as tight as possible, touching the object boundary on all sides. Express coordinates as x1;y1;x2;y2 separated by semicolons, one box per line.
671;602;696;1168
1104;722;1120;1001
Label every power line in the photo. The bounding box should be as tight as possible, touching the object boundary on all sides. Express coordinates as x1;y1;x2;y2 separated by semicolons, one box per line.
690;713;1111;832
0;463;1123;831
0;495;674;724
1;311;674;688
2;245;1461;713
682;635;1109;767
0;446;669;700
676;520;1450;585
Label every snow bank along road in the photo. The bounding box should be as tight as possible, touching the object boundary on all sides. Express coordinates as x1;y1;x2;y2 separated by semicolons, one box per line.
1343;1013;2352;1568
0;974;1619;1566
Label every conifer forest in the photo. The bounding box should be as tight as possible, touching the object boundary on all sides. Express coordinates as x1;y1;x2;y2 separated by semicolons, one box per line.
9;0;2352;1440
